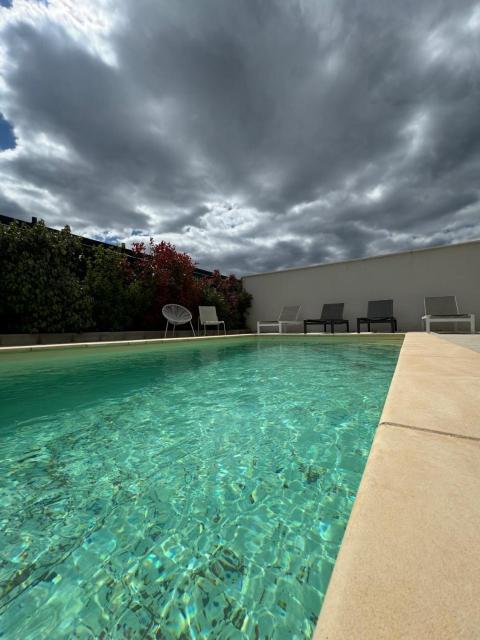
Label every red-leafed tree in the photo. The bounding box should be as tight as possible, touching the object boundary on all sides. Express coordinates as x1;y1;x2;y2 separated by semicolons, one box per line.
127;239;202;329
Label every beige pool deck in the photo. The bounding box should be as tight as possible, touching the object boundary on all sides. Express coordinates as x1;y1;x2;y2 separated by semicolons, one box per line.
314;332;480;639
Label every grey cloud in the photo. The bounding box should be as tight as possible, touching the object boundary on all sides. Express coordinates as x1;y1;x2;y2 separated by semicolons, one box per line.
0;191;28;219
159;205;210;233
0;0;479;275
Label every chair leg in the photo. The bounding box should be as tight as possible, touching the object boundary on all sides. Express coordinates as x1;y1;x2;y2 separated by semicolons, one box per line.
345;320;349;333
164;321;169;338
367;322;371;332
331;321;335;334
190;321;195;337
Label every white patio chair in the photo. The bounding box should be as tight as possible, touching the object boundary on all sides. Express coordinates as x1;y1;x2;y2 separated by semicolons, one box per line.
162;304;195;337
422;296;475;333
198;306;226;335
257;305;302;334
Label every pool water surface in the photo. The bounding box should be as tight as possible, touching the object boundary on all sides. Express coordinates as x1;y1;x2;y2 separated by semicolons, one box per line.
0;336;401;639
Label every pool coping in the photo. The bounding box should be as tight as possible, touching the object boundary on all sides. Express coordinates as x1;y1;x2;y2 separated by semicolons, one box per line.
0;332;404;353
0;333;252;352
313;332;480;639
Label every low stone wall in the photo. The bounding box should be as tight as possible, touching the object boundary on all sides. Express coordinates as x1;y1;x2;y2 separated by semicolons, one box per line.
0;329;249;347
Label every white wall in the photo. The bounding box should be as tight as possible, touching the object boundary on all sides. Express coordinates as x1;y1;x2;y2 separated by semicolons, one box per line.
242;241;480;332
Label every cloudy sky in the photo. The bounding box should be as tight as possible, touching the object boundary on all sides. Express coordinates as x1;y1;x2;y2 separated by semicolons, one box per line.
1;0;479;274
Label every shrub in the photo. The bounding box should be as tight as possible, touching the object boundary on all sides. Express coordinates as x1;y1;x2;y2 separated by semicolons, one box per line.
127;240;202;330
200;270;252;329
85;246;130;331
0;221;92;333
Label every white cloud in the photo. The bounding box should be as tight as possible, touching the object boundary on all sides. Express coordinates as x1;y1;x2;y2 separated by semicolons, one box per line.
0;0;119;64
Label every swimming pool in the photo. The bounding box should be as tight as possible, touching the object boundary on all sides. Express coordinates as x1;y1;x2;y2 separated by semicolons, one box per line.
0;336;401;639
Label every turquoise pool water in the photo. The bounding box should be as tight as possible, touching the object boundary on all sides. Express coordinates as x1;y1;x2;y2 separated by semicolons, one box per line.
0;336;401;639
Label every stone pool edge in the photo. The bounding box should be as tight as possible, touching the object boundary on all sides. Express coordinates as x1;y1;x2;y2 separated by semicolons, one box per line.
0;332;404;353
313;331;480;639
0;333;253;352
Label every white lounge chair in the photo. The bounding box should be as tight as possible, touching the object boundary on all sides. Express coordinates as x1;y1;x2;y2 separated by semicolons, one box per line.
198;306;226;335
162;304;196;337
257;305;302;334
422;296;475;333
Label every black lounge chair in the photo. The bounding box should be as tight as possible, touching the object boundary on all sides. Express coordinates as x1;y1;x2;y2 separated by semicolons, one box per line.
357;300;397;333
304;303;349;334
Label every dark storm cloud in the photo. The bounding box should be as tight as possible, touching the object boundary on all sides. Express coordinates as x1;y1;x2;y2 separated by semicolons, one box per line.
159;205;210;233
0;191;27;218
0;0;479;274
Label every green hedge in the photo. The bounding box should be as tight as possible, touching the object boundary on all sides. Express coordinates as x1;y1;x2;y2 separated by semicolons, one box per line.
0;221;252;333
0;222;92;332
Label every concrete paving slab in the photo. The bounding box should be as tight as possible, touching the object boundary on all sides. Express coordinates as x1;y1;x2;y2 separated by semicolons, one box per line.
438;333;480;353
313;426;480;640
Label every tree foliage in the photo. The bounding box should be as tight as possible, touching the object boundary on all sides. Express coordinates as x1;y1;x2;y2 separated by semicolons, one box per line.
0;222;252;333
0;221;92;332
85;246;130;331
127;240;201;330
200;270;252;329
